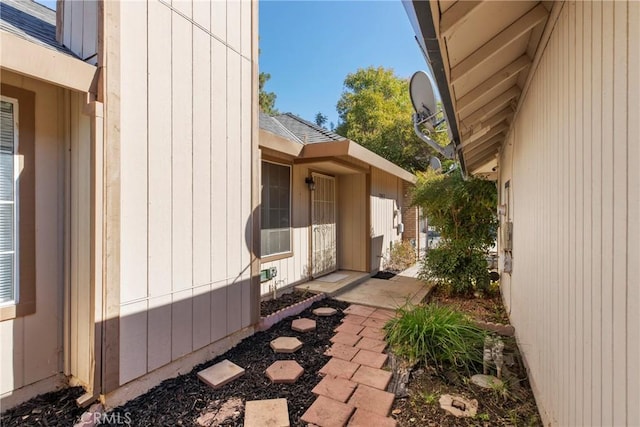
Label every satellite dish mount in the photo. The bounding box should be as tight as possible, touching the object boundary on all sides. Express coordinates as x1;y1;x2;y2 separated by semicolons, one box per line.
409;71;455;160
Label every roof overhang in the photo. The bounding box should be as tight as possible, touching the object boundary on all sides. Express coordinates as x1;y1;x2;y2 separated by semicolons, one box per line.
259;129;417;184
407;0;561;179
1;30;97;93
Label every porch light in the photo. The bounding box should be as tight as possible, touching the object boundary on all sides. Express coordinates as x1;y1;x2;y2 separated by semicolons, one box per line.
305;177;316;191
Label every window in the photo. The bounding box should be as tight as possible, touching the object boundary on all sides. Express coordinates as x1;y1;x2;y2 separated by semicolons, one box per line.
261;161;291;257
1;97;18;306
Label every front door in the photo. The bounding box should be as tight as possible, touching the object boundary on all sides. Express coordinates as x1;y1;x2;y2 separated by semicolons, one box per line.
311;173;337;277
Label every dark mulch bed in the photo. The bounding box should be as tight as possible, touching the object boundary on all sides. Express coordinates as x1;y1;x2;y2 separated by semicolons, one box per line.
105;298;349;426
260;290;315;317
372;270;398;280
429;287;510;324
392;337;542;426
0;386;85;427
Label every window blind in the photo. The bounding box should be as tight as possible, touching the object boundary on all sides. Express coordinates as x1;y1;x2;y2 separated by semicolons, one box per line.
0;100;16;304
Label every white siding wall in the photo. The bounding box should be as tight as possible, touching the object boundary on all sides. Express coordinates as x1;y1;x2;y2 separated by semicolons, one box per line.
498;2;639;425
0;72;66;397
260;164;311;296
370;168;403;271
61;0;98;65
117;0;255;385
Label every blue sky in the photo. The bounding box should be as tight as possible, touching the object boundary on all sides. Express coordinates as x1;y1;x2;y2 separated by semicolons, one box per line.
35;0;427;126
260;0;426;126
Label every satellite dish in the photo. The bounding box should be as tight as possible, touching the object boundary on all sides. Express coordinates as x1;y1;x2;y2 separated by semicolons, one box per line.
410;71;438;128
429;157;442;171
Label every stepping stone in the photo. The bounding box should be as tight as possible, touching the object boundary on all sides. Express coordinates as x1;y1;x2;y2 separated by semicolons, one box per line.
324;343;360;361
343;304;376;317
319;357;360;379
312;376;358;403
362;317;387;329
348;408;397;427
244;398;290;427
270;337;303;353
351;349;388;369
313;307;337;316
301;396;354;427
197;359;245;389
291;318;316;332
358;326;386;340
266;361;304;384
351;365;393;390
347;384;395;416
368;309;396;321
355;337;386;353
330;332;361;346
342;314;367;325
334;322;365;335
470;374;504;389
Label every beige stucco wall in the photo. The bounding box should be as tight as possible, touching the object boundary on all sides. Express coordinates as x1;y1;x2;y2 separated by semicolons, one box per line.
116;0;256;386
498;2;639;425
0;71;67;401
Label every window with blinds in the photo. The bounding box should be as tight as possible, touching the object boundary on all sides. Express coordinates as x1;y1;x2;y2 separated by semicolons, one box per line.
1;98;18;305
261;161;291;257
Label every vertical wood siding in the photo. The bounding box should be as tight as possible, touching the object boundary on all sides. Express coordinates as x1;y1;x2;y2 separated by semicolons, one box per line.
0;72;66;395
117;0;255;385
498;2;638;424
370;168;403;271
337;174;367;272
61;0;98;65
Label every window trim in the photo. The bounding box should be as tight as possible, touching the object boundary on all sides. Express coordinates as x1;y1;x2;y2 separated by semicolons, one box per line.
0;95;20;308
260;160;293;260
0;84;36;321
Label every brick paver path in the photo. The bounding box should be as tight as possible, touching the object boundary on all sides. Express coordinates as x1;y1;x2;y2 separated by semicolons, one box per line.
302;304;398;427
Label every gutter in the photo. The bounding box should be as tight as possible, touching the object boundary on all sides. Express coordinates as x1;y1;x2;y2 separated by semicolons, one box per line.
409;0;467;176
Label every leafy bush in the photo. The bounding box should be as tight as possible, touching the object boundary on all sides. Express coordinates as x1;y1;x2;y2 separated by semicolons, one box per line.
384;304;485;373
420;242;491;295
385;240;417;272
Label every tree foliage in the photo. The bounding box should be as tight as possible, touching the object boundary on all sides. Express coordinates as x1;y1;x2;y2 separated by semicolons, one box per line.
336;66;437;172
259;72;278;115
314;112;328;128
413;168;498;295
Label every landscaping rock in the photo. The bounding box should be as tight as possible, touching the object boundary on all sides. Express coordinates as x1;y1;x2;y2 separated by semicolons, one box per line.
438;394;478;417
470;374;504;389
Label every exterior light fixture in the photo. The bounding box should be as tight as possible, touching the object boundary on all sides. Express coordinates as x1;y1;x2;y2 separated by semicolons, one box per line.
305;177;315;191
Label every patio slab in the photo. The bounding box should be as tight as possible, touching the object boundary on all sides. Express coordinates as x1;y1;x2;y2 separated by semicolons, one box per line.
244;399;290;427
301;396;354;427
334;275;432;310
296;270;370;296
312;376;358;403
347;384;395;416
348;408;397;427
197;360;244;389
351;365;392;390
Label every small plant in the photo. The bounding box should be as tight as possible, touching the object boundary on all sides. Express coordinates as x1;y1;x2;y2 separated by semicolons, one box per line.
475;412;490;421
490;379;510;401
420;391;438;405
384;303;486;374
385;240;417;272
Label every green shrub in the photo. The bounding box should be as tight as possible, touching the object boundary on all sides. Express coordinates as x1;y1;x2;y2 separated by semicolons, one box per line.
385;240;417;272
420;242;490;295
384;303;485;373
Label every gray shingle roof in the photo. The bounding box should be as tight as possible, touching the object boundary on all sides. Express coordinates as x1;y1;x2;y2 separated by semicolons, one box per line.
259;111;304;144
272;113;344;144
1;0;77;57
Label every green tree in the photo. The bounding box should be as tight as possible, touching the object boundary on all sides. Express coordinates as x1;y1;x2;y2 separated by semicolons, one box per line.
259;72;278;115
314;112;328;128
336;66;439;171
412;168;498;295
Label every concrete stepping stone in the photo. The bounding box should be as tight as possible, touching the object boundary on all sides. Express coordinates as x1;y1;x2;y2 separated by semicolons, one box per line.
313;307;337;316
270;337;303;353
342;314;367;325
330;332;361;346
319;357;360;379
312;376;358;403
343;304;376;317
324;343;360;361
301;396;354;427
347;384;395;416
358;326;386;340
197;359;245;389
362;317;387;329
244;398;290;427
351;349;388;369
348;408;397;427
334;322;365;335
355;337;386;353
265;360;304;384
351;365;393;390
291;318;316;332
